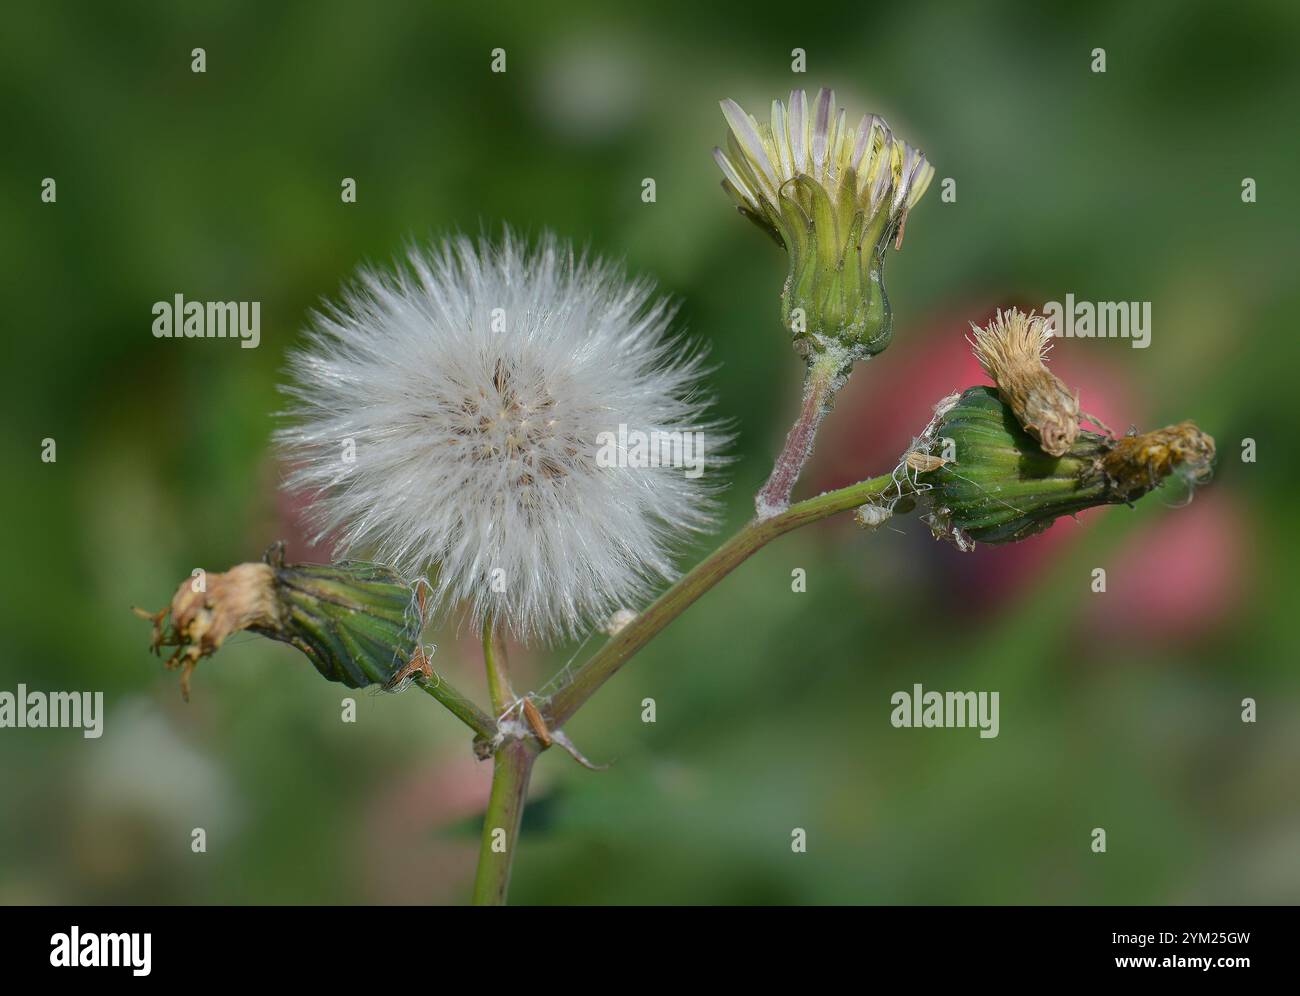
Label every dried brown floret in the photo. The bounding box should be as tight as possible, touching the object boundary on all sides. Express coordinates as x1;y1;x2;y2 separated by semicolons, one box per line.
133;563;281;700
1101;422;1216;502
968;308;1079;457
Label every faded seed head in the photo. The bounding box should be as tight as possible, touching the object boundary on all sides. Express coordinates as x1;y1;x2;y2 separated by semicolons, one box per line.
277;232;726;645
450;358;576;494
969;308;1079;457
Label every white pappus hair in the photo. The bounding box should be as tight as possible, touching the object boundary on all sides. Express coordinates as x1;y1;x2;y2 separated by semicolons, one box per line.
277;231;728;644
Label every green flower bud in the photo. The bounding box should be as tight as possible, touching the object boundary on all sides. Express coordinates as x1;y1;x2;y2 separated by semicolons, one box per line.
135;543;424;698
915;387;1215;549
714;87;933;362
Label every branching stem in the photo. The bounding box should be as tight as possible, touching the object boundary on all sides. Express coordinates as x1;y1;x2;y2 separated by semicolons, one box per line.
452;395;908;905
541;470;905;729
416;674;496;740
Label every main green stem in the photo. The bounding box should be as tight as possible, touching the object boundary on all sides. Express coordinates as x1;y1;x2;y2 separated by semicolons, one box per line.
471;737;538;906
465;470;907;905
541;471;904;729
473;614;535;905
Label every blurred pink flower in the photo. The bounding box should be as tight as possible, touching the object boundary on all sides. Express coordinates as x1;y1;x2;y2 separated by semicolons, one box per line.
1085;489;1251;642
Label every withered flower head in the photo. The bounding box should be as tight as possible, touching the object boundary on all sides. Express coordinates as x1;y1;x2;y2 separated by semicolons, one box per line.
968;308;1079;457
913;387;1215;549
134;544;424;699
1101;421;1216;501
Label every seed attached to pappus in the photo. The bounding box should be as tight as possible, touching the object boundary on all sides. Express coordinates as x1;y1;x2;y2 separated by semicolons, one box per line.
521;697;552;748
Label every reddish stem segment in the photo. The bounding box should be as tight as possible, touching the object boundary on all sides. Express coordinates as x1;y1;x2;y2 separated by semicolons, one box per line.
754;351;844;519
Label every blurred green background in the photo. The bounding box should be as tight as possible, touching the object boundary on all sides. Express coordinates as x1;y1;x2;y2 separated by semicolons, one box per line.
3;0;1298;904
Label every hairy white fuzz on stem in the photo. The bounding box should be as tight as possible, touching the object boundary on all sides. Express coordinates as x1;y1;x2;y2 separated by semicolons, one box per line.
278;231;727;644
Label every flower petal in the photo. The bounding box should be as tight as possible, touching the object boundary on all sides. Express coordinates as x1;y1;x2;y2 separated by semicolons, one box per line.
770;98;793;179
850;114;873;171
720;98;778;196
811;87;833;180
788;89;808;175
712;147;759;209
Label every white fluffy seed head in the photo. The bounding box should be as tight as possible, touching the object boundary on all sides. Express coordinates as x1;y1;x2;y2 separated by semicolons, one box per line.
277;231;727;644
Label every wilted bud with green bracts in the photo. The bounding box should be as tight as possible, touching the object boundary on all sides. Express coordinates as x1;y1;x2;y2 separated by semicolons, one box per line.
714;87;934;363
913;387;1215;549
134;543;425;699
969;308;1081;457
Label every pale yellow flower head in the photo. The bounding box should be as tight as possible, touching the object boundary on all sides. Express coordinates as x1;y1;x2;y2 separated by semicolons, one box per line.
714;87;935;362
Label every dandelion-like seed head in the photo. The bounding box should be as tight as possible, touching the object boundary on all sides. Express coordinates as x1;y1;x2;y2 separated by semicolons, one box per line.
277;231;726;644
714;87;935;362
